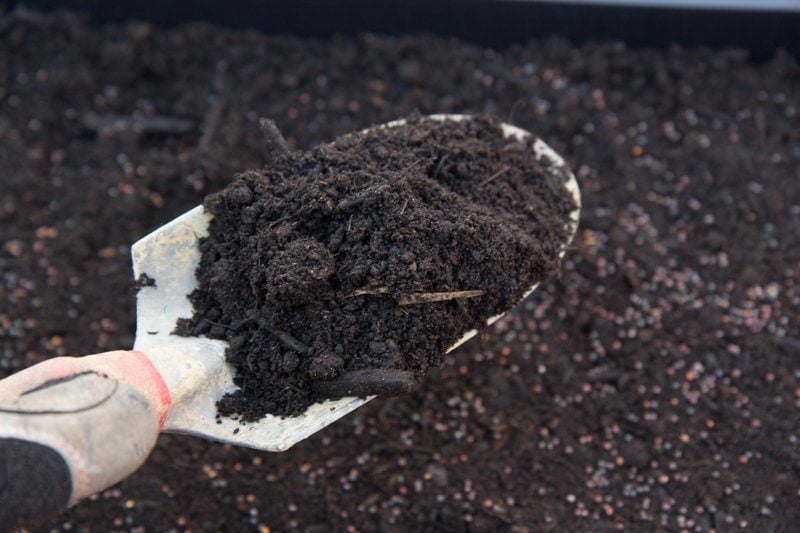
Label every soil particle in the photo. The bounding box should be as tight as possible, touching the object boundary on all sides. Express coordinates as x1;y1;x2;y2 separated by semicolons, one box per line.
178;116;577;419
133;272;156;291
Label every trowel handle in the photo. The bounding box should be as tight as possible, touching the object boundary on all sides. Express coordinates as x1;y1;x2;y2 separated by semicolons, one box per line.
0;350;171;527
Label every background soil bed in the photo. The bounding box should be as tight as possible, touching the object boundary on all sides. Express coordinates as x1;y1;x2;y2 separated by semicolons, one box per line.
1;8;798;530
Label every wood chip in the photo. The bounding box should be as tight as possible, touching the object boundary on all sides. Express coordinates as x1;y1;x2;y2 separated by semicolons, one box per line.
349;287;391;297
398;290;485;305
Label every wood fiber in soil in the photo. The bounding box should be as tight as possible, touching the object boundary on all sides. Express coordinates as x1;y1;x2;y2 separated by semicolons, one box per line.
179;116;576;419
2;7;799;531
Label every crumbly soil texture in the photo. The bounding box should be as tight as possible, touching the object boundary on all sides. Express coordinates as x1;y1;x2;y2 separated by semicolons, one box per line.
178;116;576;419
3;6;800;531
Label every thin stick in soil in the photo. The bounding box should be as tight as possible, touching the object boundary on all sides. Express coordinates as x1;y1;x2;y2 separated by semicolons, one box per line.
256;317;309;353
500;141;521;152
348;288;485;304
259;117;289;154
349;287;391;298
479;165;509;186
311;369;418;396
398;290;485;305
432;153;450;177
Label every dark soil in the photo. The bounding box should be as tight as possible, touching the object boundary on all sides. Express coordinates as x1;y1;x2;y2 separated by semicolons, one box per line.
178;116;576;419
1;6;799;531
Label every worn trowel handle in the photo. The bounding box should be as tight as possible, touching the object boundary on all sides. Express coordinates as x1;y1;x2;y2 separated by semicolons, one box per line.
0;351;171;526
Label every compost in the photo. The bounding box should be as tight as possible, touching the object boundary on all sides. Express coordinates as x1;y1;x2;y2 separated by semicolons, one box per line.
177;116;576;418
2;7;799;531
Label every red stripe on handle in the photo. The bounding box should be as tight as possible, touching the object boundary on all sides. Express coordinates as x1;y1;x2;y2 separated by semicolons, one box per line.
130;350;172;429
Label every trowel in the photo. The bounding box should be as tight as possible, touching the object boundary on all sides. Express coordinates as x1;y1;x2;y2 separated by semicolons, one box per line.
0;115;580;523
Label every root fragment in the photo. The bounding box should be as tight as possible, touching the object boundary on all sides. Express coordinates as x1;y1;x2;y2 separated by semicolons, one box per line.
398;290;485;305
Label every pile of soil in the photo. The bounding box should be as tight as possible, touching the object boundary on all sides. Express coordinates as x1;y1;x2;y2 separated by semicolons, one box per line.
178;116;576;418
2;7;799;531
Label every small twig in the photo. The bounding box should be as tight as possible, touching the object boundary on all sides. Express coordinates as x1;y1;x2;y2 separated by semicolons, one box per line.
348;288;485;305
312;369;418;397
399;197;409;215
201;318;237;331
349;287;391;298
256;317;309;353
259;117;289;154
268;327;309;353
432;153;449;177
399;290;485;305
479;166;509;186
336;184;390;211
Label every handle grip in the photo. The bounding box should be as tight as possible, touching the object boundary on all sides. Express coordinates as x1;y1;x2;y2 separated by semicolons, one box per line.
0;351;171;527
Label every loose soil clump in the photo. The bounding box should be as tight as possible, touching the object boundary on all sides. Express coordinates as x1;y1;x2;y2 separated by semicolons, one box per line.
178;116;577;419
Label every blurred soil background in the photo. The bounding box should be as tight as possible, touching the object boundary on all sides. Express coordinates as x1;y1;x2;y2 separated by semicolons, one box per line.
1;6;799;531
